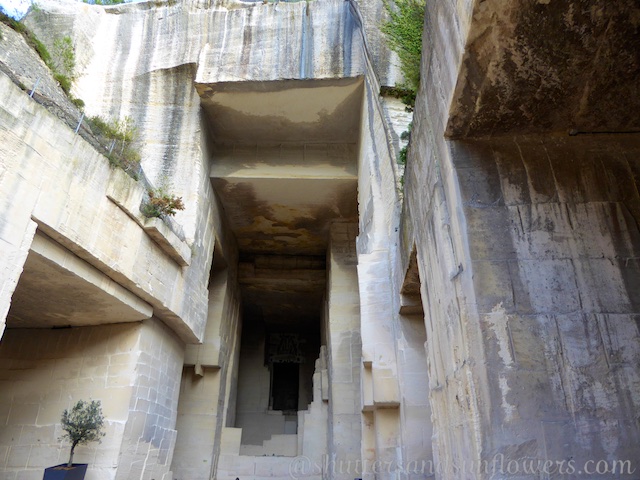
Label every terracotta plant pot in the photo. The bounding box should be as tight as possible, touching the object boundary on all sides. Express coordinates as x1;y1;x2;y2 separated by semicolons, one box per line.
43;464;88;480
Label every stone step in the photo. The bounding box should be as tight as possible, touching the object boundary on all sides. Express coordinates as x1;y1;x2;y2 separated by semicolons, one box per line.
239;433;297;457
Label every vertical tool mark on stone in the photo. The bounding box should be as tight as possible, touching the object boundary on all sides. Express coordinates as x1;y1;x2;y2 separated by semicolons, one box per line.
218;10;230;68
553;315;576;423
300;3;314;79
241;10;253;77
594;314;611;371
342;1;354;77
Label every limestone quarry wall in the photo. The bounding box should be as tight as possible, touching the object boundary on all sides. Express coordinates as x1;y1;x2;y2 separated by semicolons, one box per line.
407;133;640;476
0;13;238;479
403;0;640;475
0;318;184;480
14;1;403;478
467;135;640;463
13;0;640;479
0;70;211;341
24;0;367;179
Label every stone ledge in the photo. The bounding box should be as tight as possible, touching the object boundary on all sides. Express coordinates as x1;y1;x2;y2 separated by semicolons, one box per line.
372;367;401;408
399;294;423;316
106;167;145;225
9;232;153;328
106;168;191;267
142;217;191;267
184;342;220;368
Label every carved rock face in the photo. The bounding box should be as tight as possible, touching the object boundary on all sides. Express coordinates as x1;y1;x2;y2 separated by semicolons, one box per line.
447;0;640;137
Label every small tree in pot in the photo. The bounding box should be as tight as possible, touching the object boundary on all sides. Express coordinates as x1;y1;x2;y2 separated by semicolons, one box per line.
44;400;106;480
61;399;105;467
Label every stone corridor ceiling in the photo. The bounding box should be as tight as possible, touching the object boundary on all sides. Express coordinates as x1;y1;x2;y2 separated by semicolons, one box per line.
202;77;363;256
239;254;326;331
447;1;640;137
197;78;363;144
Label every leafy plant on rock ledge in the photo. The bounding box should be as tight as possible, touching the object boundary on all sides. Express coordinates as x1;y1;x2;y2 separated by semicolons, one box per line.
141;185;185;219
51;35;76;91
380;0;423;186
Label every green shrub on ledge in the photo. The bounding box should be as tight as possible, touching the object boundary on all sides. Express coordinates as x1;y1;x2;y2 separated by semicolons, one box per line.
380;0;425;106
142;187;185;218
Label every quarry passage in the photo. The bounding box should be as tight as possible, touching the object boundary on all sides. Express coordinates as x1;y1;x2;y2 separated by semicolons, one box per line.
1;0;640;479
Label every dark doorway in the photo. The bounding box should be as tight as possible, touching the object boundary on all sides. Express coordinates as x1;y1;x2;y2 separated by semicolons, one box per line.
271;363;299;412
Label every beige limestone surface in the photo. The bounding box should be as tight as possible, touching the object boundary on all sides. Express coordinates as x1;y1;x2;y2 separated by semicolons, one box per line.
2;1;639;480
0;72;207;342
400;0;640;475
0;319;183;480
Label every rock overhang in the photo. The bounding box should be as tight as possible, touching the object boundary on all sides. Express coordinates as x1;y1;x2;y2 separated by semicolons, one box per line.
447;0;640;137
197;78;364;143
203;77;363;257
7;233;153;328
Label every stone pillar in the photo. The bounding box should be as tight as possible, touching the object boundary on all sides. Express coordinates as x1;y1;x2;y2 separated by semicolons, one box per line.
358;249;400;480
299;347;329;465
173;265;242;480
325;222;362;480
171;366;221;480
114;318;185;480
396;313;432;480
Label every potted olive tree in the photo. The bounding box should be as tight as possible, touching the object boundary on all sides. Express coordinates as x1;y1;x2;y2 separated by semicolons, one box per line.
43;400;106;480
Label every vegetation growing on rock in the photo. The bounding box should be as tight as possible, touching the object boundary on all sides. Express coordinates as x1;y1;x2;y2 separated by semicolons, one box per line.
0;11;52;67
86;115;142;177
380;0;424;174
0;11;80;101
52;36;76;86
142;186;186;218
398;122;412;166
380;0;425;104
